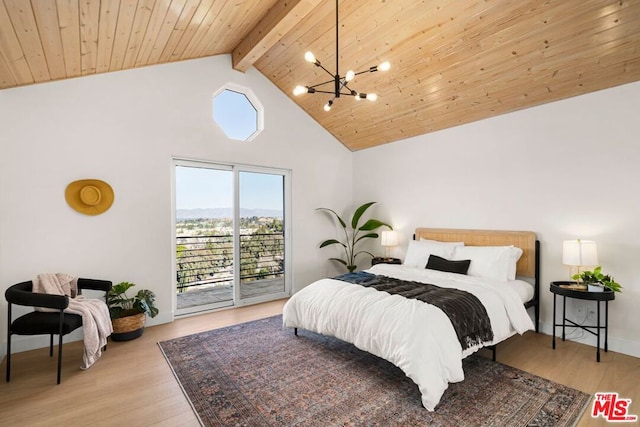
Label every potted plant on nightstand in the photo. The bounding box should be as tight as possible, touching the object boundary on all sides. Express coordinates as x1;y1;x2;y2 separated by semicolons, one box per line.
107;281;159;341
573;266;622;293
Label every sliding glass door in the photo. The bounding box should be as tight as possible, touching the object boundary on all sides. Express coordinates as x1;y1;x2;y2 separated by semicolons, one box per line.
174;160;290;316
238;171;286;300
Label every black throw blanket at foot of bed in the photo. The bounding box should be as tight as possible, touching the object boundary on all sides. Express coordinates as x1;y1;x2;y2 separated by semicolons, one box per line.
334;271;494;350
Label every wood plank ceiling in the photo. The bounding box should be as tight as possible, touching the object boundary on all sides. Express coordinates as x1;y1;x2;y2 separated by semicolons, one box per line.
1;0;639;151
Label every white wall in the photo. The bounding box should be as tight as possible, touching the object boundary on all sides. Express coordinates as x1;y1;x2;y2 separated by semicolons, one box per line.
0;55;353;356
353;81;640;358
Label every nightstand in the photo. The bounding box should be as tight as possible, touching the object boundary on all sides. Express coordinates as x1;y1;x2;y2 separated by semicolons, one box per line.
371;257;401;266
550;281;615;362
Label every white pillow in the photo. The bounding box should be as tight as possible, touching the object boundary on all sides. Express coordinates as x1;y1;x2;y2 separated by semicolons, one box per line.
452;245;516;282
404;239;464;268
507;246;524;280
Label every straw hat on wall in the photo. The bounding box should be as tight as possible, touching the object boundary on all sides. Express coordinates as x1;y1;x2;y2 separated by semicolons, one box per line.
65;179;114;215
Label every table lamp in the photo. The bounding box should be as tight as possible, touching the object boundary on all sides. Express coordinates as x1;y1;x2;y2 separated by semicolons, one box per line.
562;239;598;281
381;230;398;259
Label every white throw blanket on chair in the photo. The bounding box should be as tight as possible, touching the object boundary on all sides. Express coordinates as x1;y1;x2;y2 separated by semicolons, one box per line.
33;273;113;370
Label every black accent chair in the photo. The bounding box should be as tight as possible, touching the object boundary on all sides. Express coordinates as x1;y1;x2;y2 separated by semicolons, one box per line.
5;278;112;384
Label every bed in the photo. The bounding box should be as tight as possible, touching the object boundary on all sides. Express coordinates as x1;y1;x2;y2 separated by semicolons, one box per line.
282;228;540;411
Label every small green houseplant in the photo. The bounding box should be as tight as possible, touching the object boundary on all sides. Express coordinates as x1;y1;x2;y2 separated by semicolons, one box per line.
572;266;622;292
317;202;392;272
107;281;159;341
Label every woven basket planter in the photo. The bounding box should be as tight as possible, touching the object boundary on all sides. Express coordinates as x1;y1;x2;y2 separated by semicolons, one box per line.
111;312;146;341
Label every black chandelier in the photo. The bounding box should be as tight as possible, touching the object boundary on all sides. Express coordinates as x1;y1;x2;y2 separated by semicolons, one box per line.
293;0;390;111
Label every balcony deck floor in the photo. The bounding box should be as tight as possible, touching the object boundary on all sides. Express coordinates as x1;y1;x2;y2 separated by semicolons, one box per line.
177;278;285;309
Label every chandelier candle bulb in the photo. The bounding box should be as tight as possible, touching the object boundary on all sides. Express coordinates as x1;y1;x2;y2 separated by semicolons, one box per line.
379;61;391;72
304;51;316;63
367;93;378;101
346;70;355;82
293;85;306;96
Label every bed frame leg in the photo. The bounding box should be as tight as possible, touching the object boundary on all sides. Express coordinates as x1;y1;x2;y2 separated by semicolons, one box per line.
486;345;496;361
294;328;298;336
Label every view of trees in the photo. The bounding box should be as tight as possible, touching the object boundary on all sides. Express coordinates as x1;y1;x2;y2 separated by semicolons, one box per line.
176;217;284;292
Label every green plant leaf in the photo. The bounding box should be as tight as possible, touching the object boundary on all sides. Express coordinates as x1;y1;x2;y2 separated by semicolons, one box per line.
354;232;379;244
607;282;622;292
316;208;347;228
351;202;376;229
359;219;392;231
109;306;124;319
354;250;376;258
329;257;348;266
108;281;135;297
319;239;346;248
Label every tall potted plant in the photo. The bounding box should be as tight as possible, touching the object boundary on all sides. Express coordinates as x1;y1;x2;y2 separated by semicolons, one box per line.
107;281;159;341
317;201;392;272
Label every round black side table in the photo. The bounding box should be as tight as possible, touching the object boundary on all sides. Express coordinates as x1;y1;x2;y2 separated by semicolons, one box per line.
550;281;615;362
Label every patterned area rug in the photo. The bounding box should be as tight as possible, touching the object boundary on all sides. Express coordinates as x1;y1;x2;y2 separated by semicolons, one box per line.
159;315;590;427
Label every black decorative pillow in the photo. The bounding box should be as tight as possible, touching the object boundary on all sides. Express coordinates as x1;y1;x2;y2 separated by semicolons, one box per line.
426;255;471;275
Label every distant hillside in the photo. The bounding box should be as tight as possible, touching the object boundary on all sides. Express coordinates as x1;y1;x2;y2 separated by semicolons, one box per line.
177;208;282;220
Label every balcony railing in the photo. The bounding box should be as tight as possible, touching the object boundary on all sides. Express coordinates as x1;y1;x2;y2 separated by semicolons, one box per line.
176;232;284;293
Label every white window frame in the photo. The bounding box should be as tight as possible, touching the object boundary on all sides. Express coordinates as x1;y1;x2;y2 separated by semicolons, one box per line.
212;83;264;142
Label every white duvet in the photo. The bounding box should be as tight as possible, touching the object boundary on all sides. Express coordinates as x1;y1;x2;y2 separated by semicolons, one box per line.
282;263;535;411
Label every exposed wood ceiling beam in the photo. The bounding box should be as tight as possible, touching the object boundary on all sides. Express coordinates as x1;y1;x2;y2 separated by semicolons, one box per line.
232;0;322;72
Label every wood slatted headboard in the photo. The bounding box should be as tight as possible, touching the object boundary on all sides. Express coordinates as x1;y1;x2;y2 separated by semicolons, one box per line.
414;228;538;278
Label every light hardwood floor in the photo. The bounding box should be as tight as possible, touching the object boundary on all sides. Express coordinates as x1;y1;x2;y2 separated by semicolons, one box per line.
0;299;638;426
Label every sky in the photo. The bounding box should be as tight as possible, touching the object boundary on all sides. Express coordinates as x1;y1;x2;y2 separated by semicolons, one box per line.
213;89;258;140
176;167;283;211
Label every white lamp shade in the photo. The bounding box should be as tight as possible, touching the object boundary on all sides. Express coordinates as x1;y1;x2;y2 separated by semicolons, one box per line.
381;230;398;247
562;240;598;266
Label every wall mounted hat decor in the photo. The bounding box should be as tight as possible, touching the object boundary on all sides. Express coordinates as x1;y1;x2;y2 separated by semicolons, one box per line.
65;179;114;215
